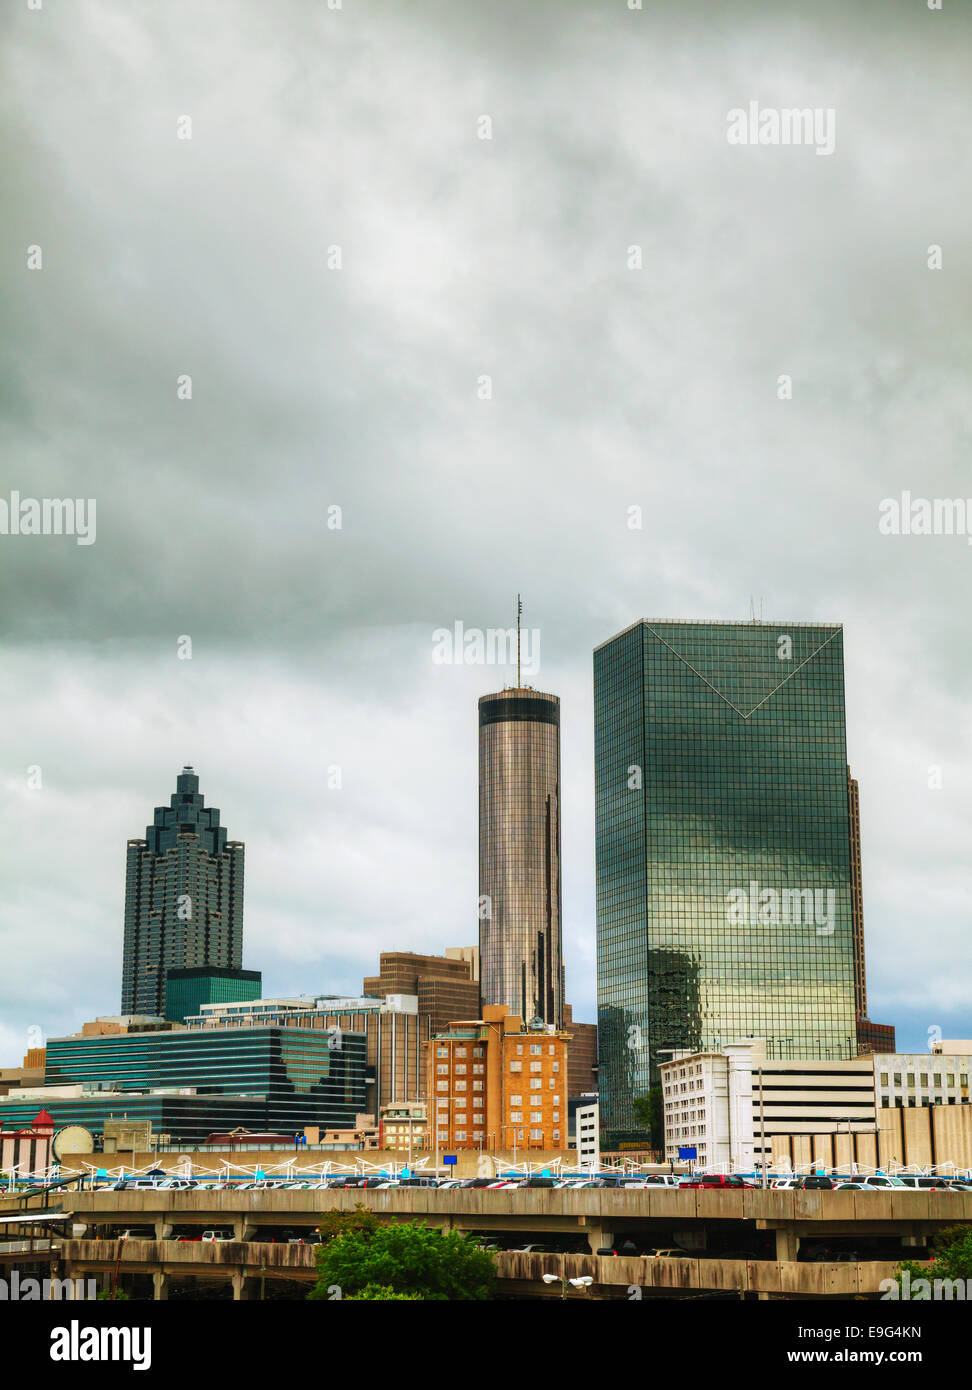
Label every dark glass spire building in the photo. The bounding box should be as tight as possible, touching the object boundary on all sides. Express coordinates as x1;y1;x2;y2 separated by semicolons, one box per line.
594;621;857;1143
479;688;564;1027
121;767;244;1017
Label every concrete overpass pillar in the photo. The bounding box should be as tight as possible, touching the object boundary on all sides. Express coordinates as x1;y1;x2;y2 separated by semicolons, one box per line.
152;1272;170;1301
231;1271;250;1301
775;1226;799;1262
587;1229;614;1254
154;1220;173;1240
233;1219;257;1242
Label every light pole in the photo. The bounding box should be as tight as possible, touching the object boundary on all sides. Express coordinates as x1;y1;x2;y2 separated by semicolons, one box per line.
542;1270;593;1299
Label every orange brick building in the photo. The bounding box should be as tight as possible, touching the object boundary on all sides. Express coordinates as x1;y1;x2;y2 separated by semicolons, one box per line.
427;1004;569;1151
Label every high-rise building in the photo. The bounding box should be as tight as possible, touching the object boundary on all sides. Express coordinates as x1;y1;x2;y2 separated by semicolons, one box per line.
428;1005;570;1150
847;767;866;1017
479;687;564;1027
845;766;897;1055
563;1004;598;1099
363;950;480;1034
594;620;858;1144
122;767;244;1018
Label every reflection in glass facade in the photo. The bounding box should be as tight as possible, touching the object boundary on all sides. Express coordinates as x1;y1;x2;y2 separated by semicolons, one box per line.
479;688;564;1027
594;621;857;1144
41;1025;368;1141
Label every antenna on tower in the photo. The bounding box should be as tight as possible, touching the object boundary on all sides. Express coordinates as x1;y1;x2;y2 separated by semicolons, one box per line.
517;593;522;688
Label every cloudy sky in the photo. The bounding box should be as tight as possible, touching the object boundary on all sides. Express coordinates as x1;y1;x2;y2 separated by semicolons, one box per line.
1;0;970;1066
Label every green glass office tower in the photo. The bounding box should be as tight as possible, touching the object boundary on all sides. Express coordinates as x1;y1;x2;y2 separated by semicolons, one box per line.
122;768;244;1018
594;621;857;1144
164;966;262;1023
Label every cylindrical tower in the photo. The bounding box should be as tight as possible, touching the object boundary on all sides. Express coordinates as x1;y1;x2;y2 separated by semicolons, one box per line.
478;687;564;1027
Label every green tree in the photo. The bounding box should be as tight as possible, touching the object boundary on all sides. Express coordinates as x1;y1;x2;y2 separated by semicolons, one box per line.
892;1224;972;1293
344;1285;424;1301
317;1203;380;1243
308;1220;496;1301
97;1286;131;1301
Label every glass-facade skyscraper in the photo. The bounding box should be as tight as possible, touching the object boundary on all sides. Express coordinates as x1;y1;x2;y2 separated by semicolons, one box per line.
121;767;244;1018
479;688;564;1027
594;620;857;1143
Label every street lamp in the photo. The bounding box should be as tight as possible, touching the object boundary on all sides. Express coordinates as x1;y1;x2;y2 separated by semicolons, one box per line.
542;1273;593;1299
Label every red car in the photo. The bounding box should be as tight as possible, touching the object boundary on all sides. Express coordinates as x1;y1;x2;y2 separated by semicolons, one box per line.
681;1174;755;1189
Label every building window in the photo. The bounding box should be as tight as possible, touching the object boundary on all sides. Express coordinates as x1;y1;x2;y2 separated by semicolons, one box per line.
510;1061;522;1073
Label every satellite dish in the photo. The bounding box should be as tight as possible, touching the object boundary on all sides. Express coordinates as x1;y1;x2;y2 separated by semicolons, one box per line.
53;1125;95;1158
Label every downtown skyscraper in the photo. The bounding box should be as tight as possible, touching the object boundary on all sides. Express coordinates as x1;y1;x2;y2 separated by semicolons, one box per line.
121;767;244;1017
594;620;857;1143
479;687;564;1028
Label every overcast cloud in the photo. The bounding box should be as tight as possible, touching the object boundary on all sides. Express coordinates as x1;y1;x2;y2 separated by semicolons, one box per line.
1;0;970;1064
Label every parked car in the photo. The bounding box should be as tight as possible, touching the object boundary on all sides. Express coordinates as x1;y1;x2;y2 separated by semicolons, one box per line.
508;1242;557;1254
836;1182;868;1190
201;1230;233;1242
771;1178;801;1190
681;1174;755;1189
644;1248;690;1259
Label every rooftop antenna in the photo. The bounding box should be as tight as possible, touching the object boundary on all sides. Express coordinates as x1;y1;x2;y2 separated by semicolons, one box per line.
517;593;522;688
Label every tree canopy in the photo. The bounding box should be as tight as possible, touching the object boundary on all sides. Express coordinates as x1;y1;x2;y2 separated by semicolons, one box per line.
308;1216;496;1301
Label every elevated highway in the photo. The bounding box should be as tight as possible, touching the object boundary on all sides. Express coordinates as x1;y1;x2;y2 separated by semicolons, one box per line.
5;1186;965;1299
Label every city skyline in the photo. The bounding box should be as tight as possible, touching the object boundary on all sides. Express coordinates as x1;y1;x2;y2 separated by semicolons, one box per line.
2;0;970;1068
0;605;963;1069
